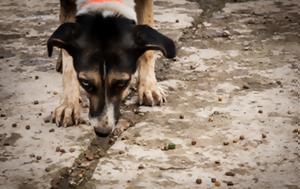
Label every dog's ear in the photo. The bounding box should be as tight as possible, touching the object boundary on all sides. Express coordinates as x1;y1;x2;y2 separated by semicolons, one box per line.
47;23;80;57
133;25;176;59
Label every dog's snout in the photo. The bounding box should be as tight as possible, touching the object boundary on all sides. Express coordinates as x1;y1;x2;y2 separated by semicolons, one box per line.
94;126;112;137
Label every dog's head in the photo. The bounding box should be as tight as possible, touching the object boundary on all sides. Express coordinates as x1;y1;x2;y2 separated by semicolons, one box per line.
47;14;176;137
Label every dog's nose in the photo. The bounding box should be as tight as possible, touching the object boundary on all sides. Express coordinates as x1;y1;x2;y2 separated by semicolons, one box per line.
94;126;112;137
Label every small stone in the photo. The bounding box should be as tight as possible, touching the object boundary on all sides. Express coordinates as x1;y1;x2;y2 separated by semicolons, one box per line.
223;141;229;146
55;146;60;152
3;142;10;146
25;125;30;130
59;148;66;153
276;80;282;85
43;116;51;123
33;100;39;105
191;140;197;145
45;167;50;172
69;148;75;153
34;76;39;80
293;128;299;134
215;160;221;165
53;91;58;95
36;156;42;160
167;143;176;150
29;153;35;158
258;110;263;114
211;178;216;183
195;178;202;184
232;139;238;143
242;84;249;89
227;181;234;186
262;133;267;139
0;114;6;117
218;96;223;102
215;181;221;187
239;135;245;140
118;150;124;154
225;171;235;177
138;164;144;169
85;151;94;161
175;19;179;23
49;128;55;132
12;123;17;127
208;117;213;122
179;114;184;119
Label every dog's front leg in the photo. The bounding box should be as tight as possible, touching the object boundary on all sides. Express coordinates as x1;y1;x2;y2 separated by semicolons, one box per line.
135;0;166;106
52;50;81;127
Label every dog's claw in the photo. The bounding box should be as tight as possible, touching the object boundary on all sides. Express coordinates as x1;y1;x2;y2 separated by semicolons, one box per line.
138;82;166;106
52;102;81;127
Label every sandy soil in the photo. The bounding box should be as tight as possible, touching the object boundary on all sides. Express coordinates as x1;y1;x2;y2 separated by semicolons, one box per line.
0;0;299;189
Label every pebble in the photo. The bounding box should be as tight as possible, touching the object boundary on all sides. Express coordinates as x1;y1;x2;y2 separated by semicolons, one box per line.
262;133;267;139
168;143;176;150
3;142;10;146
25;125;30;130
215;181;221;187
59;148;66;153
43;116;51;123
33;100;39;105
49;128;55;132
34;76;39;80
191;140;197;145
138;164;144;169
45;167;50;172
242;84;250;89
227;181;234;186
29;154;35;158
258;110;263;114
225;171;235;177
293;128;299;134
211;178;216;183
0;114;6;117
56;146;60;152
223;141;229;146
218;96;223;102
69;148;75;153
208;117;213;122
239;135;245;140
85;151;94;161
215;160;221;165
179;114;184;119
195;178;202;184
36;156;42;160
12;123;17;127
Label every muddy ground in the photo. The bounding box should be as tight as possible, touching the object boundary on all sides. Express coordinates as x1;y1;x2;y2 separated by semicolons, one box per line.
0;0;299;188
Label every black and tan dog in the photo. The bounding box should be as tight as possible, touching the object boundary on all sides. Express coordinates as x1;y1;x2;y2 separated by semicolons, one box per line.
47;0;176;137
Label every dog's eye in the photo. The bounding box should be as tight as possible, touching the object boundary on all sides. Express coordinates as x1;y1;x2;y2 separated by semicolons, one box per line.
112;79;129;89
79;78;95;92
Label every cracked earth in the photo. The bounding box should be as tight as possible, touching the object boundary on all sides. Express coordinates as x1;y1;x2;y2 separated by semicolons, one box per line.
0;0;299;188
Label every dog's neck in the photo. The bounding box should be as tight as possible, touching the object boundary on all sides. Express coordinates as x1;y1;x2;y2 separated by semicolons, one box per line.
76;0;137;21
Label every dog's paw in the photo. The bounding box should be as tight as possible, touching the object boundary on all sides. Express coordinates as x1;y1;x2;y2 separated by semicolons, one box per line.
52;102;80;127
138;78;166;106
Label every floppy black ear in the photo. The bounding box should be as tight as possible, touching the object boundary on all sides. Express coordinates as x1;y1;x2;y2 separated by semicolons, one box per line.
47;23;79;57
133;25;176;59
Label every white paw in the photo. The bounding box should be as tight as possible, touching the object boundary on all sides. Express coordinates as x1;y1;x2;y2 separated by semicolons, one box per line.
52;101;81;127
138;79;167;106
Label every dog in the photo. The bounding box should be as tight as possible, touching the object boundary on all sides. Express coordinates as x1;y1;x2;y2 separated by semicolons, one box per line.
47;0;176;137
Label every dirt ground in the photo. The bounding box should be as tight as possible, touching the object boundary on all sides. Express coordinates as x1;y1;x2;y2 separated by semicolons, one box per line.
0;0;299;188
